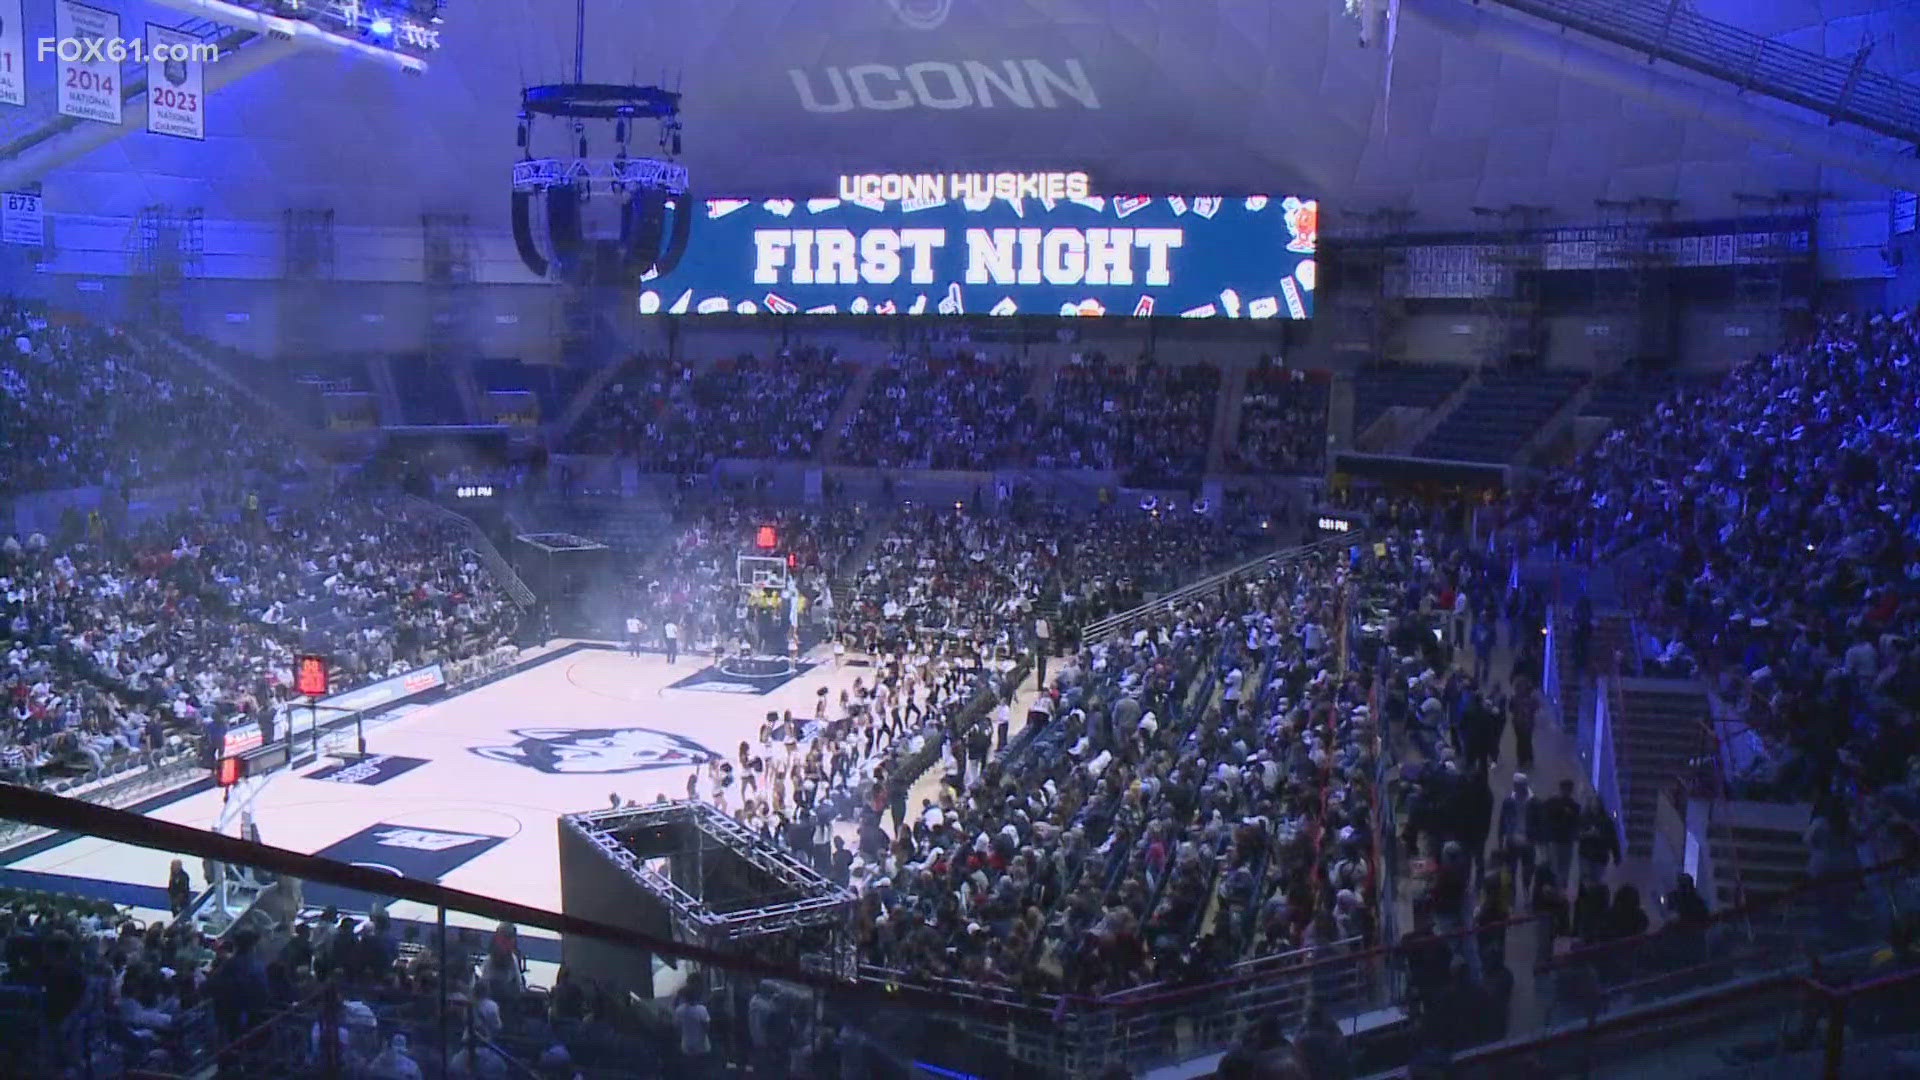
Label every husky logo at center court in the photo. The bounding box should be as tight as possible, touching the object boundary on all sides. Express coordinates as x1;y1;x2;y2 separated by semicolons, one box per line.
470;727;718;775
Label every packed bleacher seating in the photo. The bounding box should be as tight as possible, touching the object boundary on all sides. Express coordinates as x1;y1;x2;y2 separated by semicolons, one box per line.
2;500;521;790
0;872;840;1079
0;885;223;1076
27;277;1920;1074
1225;366;1331;475
1027;354;1128;470
837;503;1275;660
0;302;296;494
840;540;1388;996
1115;361;1221;487
1505;307;1920;846
568;348;854;467
836;351;1034;470
1028;358;1220;485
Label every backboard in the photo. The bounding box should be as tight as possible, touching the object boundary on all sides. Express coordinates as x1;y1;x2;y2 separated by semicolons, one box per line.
736;554;790;589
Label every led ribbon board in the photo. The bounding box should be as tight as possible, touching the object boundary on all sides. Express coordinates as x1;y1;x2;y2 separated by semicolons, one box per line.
642;192;1317;319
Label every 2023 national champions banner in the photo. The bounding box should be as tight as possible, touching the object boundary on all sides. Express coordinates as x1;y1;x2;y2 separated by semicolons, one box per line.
640;178;1317;320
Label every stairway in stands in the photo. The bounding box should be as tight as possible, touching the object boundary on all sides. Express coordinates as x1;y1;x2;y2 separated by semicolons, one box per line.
1703;801;1811;909
1206;364;1251;473
1549;606;1634;733
365;355;406;426
829;508;899;627
1611;677;1712;859
815;362;880;464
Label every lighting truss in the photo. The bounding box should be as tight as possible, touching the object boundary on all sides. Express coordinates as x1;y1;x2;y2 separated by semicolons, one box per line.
512;157;690;197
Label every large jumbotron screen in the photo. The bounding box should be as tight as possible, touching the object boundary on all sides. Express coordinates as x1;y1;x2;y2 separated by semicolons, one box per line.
642;174;1316;320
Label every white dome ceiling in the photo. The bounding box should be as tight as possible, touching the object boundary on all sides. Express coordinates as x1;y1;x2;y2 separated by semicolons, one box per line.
13;0;1920;232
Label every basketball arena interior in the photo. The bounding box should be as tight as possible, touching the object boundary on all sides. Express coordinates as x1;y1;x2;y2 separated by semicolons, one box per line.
3;0;1920;1077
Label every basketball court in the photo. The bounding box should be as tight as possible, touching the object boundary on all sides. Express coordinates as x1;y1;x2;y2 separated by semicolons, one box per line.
0;643;876;984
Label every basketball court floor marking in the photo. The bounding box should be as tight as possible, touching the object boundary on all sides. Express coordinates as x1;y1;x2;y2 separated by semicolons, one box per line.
0;648;873;978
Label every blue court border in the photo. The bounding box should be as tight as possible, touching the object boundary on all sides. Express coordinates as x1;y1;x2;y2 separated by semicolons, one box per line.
0;639;618;961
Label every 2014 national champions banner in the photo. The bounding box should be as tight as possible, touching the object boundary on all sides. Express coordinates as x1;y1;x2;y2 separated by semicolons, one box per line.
642;172;1317;320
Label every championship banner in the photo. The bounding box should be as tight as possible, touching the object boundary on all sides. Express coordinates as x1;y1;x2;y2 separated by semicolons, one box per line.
145;23;203;139
55;0;120;124
1;190;42;246
0;0;25;107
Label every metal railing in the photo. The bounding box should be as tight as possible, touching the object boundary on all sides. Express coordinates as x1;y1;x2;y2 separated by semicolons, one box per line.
0;749;201;852
403;494;537;607
843;847;1919;1077
1080;533;1361;642
1449;948;1920;1080
859;934;1384;1076
1483;0;1920;144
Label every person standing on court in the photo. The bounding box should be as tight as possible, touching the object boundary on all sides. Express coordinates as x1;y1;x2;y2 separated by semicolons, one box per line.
626;615;642;657
664;618;679;665
1033;614;1051;687
167;859;192;916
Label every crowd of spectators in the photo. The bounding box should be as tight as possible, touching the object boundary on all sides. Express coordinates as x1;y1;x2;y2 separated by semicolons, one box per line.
836;502;1279;661
0;886;223;1075
31;285;1920;1068
835;351;1035;470
1028;357;1222;485
0;300;297;494
1226;367;1331;476
610;499;866;660
2;500;520;789
842;540;1384;998
1501;308;1920;851
568;347;855;468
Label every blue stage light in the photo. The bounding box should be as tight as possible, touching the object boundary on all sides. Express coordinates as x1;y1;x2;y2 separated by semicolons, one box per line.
370;15;394;36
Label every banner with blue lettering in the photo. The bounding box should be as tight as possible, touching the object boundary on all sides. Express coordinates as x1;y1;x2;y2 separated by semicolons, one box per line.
645;192;1316;320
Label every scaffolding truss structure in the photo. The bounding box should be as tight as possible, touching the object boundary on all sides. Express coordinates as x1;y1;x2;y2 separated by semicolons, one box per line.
1329;208;1416;363
280;209;337;359
422;212;478;363
1592;197;1678;370
1732;190;1819;343
562;801;854;947
126;204;204;328
1468;204;1552;367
